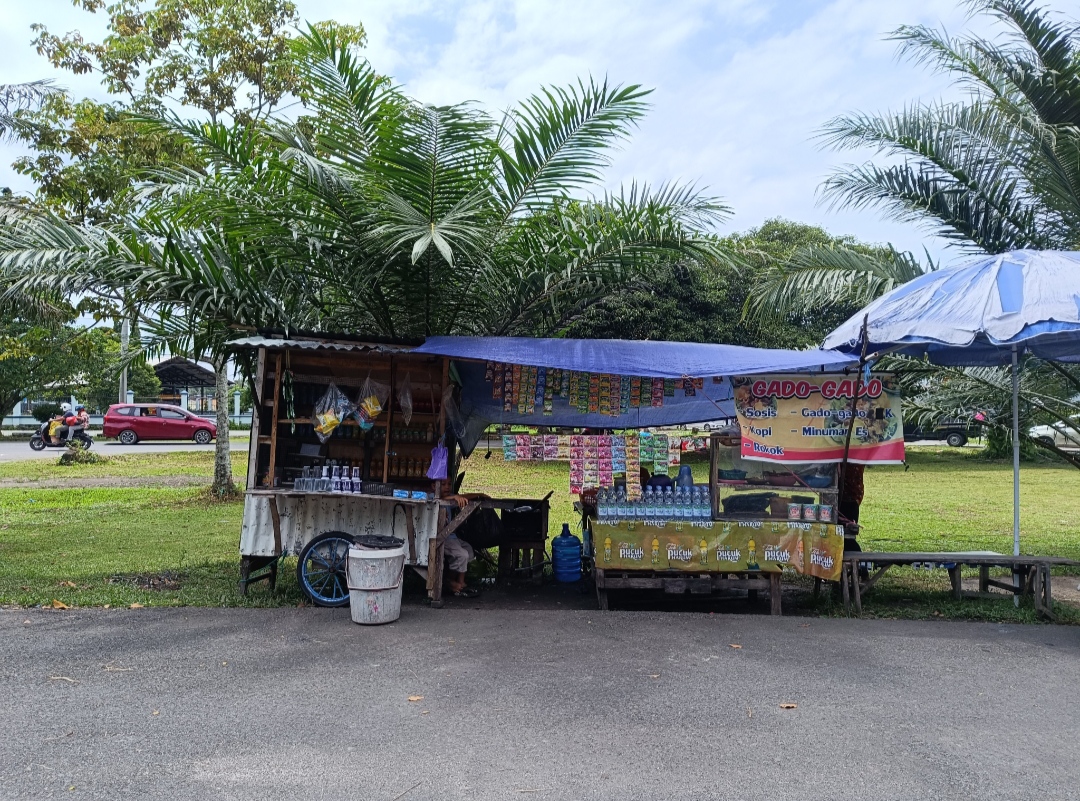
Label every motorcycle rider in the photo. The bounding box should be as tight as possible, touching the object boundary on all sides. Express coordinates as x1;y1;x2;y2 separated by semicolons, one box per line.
52;403;79;443
71;404;90;441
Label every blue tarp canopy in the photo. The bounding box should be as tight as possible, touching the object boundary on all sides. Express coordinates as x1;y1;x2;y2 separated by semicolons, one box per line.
414;337;859;439
415;336;857;378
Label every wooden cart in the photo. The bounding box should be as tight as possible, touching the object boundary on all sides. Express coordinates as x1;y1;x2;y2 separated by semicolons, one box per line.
235;334;548;606
589;433;845;613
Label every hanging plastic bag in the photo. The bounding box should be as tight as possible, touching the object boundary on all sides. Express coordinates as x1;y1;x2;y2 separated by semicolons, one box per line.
427;439;448;480
397;372;414;426
313;383;355;443
355;373;390;431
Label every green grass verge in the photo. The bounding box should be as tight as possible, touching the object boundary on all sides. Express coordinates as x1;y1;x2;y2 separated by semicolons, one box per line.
0;451;246;482
2;447;1079;620
0;486;296;608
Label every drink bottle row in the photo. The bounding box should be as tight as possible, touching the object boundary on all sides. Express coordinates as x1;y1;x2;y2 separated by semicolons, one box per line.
596;485;712;524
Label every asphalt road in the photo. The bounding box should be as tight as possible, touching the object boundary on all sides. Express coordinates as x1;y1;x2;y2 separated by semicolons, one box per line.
2;607;1078;801
0;437;249;462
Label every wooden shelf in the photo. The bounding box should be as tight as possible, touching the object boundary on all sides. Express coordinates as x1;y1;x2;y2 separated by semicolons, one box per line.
277;418;388;428
715;481;837;493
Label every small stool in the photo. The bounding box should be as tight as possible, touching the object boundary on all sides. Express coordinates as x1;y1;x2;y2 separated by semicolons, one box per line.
497;539;547;585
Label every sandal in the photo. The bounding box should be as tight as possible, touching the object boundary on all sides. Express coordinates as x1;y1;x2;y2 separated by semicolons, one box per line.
452;586;479;598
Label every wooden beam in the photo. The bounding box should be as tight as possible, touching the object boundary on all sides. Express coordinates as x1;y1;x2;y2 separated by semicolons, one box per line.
435;501;479;545
266;352;283;487
245;348;265;490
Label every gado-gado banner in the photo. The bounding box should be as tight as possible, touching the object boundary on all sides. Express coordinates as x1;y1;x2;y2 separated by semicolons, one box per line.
593;520;844;582
733;373;905;464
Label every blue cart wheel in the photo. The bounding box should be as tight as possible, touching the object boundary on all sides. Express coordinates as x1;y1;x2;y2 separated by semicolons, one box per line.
297;531;354;607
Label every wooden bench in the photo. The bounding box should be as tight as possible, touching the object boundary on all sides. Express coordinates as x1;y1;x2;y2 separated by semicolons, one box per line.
840;552;1078;620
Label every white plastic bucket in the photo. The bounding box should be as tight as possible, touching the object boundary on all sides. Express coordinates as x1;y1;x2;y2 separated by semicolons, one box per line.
347;545;406;625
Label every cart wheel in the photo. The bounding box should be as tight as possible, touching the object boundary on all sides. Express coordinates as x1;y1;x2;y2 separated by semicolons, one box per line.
297;531;354;607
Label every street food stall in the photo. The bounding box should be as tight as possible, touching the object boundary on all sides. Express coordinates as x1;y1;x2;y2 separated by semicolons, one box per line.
410;337;904;612
234;333;903;614
233;334;550;608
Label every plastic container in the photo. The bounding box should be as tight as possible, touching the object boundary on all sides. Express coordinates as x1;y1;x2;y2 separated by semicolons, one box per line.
347;536;406;625
552;523;582;583
802;504;820;522
675;465;694;490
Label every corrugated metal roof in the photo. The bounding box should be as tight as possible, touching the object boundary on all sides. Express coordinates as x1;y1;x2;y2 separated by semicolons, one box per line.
229;335;416;353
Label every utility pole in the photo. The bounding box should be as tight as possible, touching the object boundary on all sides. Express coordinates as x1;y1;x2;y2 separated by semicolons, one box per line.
119;316;129;403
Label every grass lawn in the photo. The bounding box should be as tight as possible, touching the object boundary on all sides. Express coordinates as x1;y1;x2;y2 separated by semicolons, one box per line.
2;446;1078;621
0;451;246;483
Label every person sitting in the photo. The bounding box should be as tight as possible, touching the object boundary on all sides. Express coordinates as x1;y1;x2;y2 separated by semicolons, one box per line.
442;492;495;597
67;404;89;442
52;403;74;444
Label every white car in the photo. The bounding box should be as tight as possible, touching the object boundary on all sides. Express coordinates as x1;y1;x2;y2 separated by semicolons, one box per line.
1029;419;1080;448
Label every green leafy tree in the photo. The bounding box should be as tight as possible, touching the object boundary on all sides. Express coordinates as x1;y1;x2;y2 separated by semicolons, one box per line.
0;29;731;434
799;0;1080;460
567;219;862;347
0;318;90;415
1;27;729;338
65;328;161;412
13;2;363;493
820;0;1080;253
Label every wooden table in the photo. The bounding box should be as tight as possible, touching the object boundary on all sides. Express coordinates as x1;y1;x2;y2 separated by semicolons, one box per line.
840;551;1078;620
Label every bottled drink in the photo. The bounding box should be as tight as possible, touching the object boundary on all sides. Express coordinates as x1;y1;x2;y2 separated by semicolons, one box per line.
616;487;628;521
597;488;609;524
644;487;656;520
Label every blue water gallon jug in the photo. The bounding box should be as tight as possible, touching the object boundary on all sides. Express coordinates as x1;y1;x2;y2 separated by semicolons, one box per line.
551;523;582;583
676;465;694;489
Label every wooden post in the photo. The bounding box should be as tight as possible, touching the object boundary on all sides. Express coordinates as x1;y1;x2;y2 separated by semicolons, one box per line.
979;564;990;593
949;565;962;600
268;495;283;556
853;563;863;616
245;348;266;490
266;352;283;487
769;572;782;616
841;562;851;614
383;356;394;484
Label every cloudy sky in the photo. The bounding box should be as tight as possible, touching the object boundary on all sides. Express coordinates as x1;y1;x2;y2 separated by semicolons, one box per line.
1;0;991;263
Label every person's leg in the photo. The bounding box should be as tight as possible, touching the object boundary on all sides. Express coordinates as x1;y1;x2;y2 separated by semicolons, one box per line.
444;538;469;592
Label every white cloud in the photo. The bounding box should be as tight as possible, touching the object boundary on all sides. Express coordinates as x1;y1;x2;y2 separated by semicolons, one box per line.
1;0;1001;264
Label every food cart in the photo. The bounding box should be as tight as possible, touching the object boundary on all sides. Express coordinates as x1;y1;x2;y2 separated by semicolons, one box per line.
233;334;549;607
409;338;902;612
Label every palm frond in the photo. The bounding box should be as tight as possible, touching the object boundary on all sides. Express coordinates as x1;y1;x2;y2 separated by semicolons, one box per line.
496;78;650;219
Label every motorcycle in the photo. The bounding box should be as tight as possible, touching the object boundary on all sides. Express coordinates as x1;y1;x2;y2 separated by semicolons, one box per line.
29;421;94;451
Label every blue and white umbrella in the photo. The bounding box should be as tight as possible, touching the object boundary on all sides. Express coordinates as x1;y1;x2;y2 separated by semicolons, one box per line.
825;250;1080;570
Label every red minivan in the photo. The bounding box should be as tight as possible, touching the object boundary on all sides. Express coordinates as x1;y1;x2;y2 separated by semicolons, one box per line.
103;403;217;445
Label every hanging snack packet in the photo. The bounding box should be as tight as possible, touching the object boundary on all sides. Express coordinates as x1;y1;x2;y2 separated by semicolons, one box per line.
355;373;390;431
398;373;414;426
313;383;355;443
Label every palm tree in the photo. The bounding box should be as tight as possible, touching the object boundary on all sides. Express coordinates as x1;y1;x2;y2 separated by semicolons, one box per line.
748;1;1080;460
88;26;731;341
0;29;729;491
0;81;57;143
819;0;1080;252
742;244;932;328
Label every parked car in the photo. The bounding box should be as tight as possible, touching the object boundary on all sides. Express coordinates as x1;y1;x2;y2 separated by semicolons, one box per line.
103;403;217;445
1029;418;1080;449
903;419;980;447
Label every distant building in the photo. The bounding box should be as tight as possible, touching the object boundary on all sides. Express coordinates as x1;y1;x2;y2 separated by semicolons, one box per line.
153;357;230;412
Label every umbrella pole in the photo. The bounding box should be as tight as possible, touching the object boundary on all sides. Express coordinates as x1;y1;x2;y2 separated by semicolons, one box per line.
1012;345;1020;605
